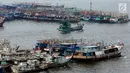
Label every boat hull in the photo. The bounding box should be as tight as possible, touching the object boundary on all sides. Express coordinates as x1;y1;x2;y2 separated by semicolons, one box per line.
72;51;121;61
23;16;80;23
47;56;72;68
16;68;47;73
0;23;4;27
12;56;72;73
17;62;69;73
0;18;5;27
71;25;84;31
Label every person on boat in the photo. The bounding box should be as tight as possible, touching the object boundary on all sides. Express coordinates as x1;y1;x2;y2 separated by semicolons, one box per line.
34;46;41;52
34;45;38;50
71;44;76;54
33;45;36;50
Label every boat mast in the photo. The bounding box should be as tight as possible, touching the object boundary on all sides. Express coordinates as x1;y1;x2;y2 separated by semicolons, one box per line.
49;41;53;55
90;0;93;17
90;0;92;11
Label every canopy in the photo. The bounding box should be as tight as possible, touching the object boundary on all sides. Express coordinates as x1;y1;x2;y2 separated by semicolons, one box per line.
1;61;7;65
95;17;100;20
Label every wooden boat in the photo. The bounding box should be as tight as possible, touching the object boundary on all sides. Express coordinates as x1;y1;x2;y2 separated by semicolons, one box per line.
47;55;72;68
23;14;80;23
0;17;5;27
10;39;72;73
11;58;48;73
57;40;124;60
57;21;84;33
81;13;129;24
11;52;72;73
71;24;84;31
72;43;124;60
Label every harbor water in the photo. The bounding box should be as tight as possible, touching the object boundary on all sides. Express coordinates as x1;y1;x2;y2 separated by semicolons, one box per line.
0;0;130;73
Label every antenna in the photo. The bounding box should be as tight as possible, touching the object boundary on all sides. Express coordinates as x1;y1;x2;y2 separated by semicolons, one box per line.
90;0;92;11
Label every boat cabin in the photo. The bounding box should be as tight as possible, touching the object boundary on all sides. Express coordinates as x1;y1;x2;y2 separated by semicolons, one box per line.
73;46;101;59
103;48;119;54
59;43;78;56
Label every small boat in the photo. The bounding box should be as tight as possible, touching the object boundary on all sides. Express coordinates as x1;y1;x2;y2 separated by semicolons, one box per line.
118;18;130;23
71;24;84;31
11;58;48;73
47;55;72;68
57;21;84;33
0;17;5;27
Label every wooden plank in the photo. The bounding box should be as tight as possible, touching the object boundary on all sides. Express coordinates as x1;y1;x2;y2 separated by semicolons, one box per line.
73;56;87;59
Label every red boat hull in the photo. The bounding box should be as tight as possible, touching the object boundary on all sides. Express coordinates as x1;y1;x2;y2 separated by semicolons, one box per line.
0;17;5;27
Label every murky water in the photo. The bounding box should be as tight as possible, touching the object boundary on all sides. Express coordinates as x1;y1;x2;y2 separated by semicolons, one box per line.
0;0;130;73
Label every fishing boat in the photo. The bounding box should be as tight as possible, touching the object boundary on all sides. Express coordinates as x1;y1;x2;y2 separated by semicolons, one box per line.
53;39;124;60
81;15;118;24
118;18;130;23
11;58;48;73
80;9;130;24
10;39;72;73
57;21;84;33
4;13;14;21
0;39;18;62
71;23;84;31
72;41;124;60
47;55;72;68
0;17;5;27
11;50;72;73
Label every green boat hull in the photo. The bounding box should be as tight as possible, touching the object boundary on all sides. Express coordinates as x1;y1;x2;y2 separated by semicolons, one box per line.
57;28;71;33
57;20;84;33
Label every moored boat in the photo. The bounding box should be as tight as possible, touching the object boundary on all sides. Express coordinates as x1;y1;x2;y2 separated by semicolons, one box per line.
45;55;72;69
0;39;125;73
9;39;72;73
54;40;124;60
11;51;72;73
0;17;5;27
72;42;124;60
